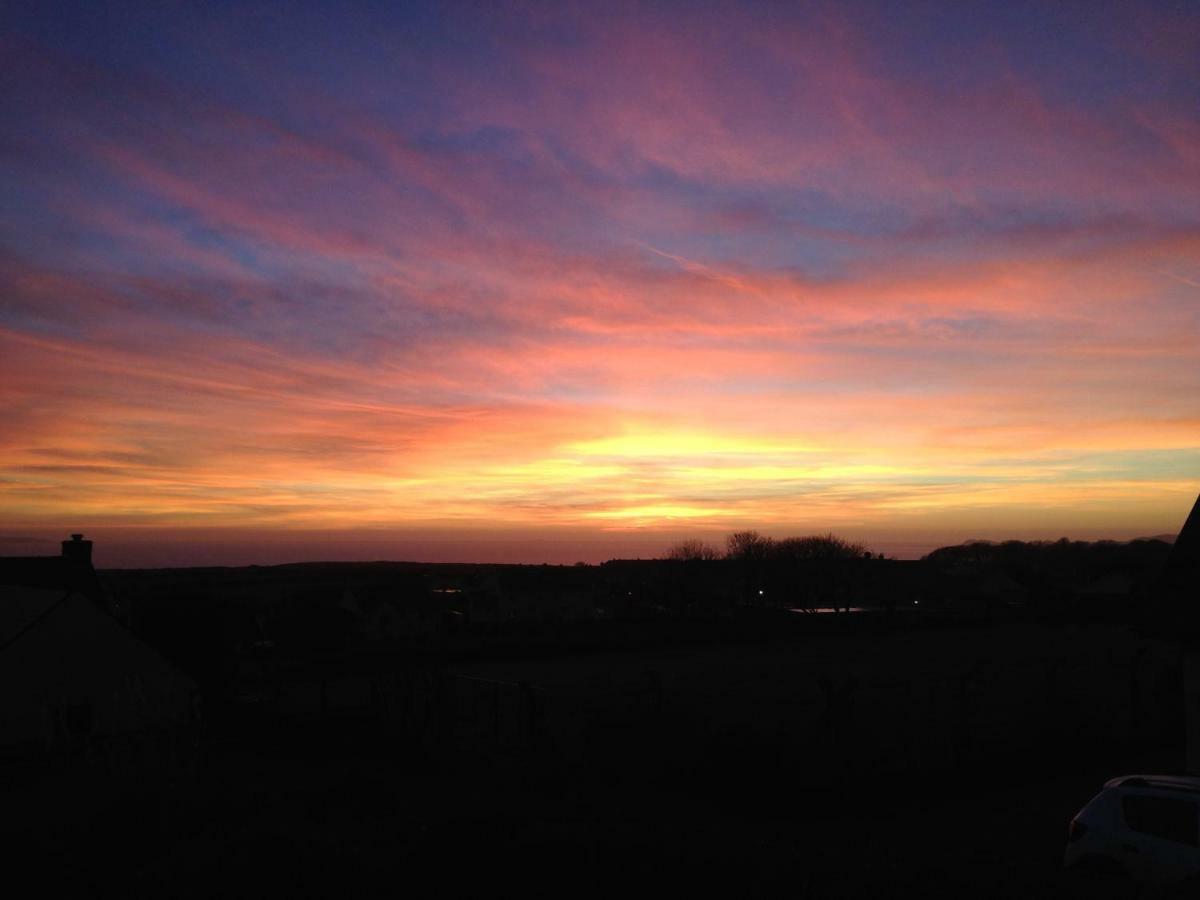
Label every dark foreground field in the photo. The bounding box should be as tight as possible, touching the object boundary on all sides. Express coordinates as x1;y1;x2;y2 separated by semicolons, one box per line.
11;730;1177;899
5;613;1188;898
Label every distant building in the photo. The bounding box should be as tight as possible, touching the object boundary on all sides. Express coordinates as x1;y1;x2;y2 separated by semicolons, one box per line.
0;535;197;770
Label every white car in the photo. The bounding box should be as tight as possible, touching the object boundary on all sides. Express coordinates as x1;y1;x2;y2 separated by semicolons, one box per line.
1065;775;1200;893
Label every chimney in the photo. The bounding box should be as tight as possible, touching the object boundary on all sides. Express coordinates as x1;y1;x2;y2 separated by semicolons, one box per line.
61;533;93;567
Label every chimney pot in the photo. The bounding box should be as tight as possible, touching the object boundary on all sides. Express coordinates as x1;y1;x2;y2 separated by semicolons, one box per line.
62;533;93;566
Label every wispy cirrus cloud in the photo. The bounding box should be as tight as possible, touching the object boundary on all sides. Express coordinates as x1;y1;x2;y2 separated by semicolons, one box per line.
1;2;1197;559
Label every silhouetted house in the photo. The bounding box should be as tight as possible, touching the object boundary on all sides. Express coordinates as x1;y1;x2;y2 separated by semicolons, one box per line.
1169;493;1200;579
600;558;742;617
341;582;443;642
0;535;197;771
856;558;941;610
434;567;600;624
1166;495;1200;774
963;570;1028;610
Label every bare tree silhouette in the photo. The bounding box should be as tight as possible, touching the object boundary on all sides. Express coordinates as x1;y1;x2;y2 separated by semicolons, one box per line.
725;530;773;561
665;539;721;561
772;533;865;561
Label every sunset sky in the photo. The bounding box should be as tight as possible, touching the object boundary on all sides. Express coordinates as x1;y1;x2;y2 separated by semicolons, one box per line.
2;1;1198;566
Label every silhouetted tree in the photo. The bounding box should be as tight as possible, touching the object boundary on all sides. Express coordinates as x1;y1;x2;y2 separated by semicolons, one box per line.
724;531;772;606
772;533;866;561
665;539;721;561
768;533;872;612
725;530;773;561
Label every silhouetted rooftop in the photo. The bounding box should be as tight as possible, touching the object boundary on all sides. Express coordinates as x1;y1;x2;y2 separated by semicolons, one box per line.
0;534;102;600
0;555;99;595
1167;493;1200;572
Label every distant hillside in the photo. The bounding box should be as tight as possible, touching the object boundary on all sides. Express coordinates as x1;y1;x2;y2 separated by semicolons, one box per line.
923;537;1174;587
1137;534;1177;544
